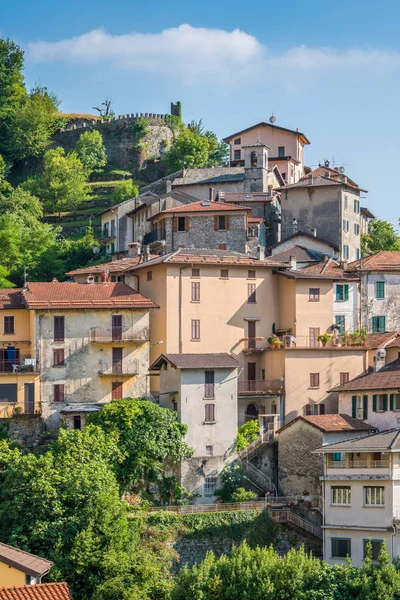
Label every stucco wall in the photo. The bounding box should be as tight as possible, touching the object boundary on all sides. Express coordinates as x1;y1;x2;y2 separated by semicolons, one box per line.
360;272;400;332
339;390;400;431
333;281;359;333
271;235;336;256
0;563;26;586
324;528;393;567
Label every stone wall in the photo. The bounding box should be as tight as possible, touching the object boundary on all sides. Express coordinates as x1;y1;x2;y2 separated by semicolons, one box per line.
0;415;44;447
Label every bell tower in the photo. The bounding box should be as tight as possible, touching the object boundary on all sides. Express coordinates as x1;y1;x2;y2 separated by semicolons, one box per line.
243;142;270;192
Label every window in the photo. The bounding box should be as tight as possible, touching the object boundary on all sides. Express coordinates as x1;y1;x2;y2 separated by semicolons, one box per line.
340;372;349;385
191;319;200;340
310;373;320;388
218;215;227;230
205;371;215;398
147;271;152;281
305;403;325;415
218;243;227;250
332;486;351;505
204;476;218;495
191;268;200;278
54;384;65;403
336;284;349;302
281;172;286;181
178;216;186;231
112;381;122;400
343;219;349;232
261;369;265;380
248;283;256;303
53;348;65;367
354;199;360;213
354;223;360;235
4;316;14;335
278;146;285;158
234;137;241;145
54;316;65;342
73;415;81;430
234;149;241;160
331;538;351;559
248;270;256;279
0;383;17;403
309;327;320;348
352;394;368;419
335;315;345;334
204;403;216;423
343;245;349;260
364;486;385;506
376;281;385;299
363;540;383;561
191;281;200;302
220;269;229;278
393;393;400;411
372;316;386;333
172;401;178;412
373;393;388;412
344;195;348;210
206;445;213;456
309;288;320;301
356;248;360;260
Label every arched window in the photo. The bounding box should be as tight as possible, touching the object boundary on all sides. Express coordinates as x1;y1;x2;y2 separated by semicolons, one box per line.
250;151;257;167
245;403;259;422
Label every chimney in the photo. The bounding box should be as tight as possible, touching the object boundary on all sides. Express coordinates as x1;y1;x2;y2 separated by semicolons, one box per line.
292;218;298;235
289;255;297;270
311;228;317;237
165;180;172;193
375;348;386;372
209;187;214;201
128;242;141;258
143;245;150;262
258;245;265;260
308;174;313;185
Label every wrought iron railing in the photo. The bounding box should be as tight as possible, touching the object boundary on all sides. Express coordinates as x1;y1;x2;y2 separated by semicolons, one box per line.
90;326;149;342
238;380;283;394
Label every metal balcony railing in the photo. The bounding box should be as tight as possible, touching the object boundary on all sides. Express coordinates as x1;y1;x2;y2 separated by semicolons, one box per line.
349;460;368;468
90;326;150;342
143;229;165;245
327;460;346;468
98;360;139;376
243;337;268;352
0;356;39;374
371;460;390;468
238;380;283;395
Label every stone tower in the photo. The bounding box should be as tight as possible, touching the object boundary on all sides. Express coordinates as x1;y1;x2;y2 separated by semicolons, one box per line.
243;142;270;192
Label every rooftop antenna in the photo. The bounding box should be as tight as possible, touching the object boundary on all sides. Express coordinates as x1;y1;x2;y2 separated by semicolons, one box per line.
269;112;276;124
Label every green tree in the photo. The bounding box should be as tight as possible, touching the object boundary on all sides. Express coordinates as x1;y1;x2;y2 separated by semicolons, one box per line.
163;128;210;173
88;398;193;492
361;219;400;255
75;130;107;173
0;38;25;122
4;87;62;161
0;186;43;223
112;179;139;204
27;147;90;216
204;131;229;166
236;420;260;451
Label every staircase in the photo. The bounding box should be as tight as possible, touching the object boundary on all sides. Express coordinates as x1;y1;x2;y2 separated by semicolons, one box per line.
237;428;275;461
239;459;272;494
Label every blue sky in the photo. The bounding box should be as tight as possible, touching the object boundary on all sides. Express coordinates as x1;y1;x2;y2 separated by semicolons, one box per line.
1;0;399;225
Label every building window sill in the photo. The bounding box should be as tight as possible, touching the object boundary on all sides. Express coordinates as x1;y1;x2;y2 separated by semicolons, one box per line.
204;421;216;425
331;504;351;507
190;301;200;304
363;505;385;508
308;300;320;303
191;339;201;342
219;277;229;280
204;397;215;400
309;386;320;390
53;364;66;368
247;302;257;305
3;332;15;335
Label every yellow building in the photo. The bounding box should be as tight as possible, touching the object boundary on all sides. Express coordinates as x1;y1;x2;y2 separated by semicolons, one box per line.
0;542;52;586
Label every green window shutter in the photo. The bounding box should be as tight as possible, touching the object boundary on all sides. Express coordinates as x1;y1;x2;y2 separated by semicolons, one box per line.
376;282;385;299
381;316;386;332
383;394;388;411
372;395;377;412
344;285;349;301
352;396;357;418
372;317;378;333
336;285;342;302
390;394;394;411
363;395;368;420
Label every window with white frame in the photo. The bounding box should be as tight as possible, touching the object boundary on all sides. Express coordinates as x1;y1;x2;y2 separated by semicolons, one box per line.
344;195;348;210
343;219;349;232
343;245;349;260
363;539;383;561
332;486;351;505
204;476;218;496
364;486;385;506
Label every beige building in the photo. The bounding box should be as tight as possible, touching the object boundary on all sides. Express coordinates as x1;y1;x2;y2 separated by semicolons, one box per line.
0;542;52;586
150;352;240;503
316;430;400;566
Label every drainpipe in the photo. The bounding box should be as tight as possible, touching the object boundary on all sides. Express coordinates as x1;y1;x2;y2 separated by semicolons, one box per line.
179;265;190;353
172;213;176;251
110;208;119;252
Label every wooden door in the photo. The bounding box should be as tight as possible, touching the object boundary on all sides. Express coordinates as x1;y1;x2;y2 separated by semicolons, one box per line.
112;381;123;400
24;383;35;414
247;363;256;391
248;321;256;348
112;315;123;341
112;347;123;374
309;327;320;348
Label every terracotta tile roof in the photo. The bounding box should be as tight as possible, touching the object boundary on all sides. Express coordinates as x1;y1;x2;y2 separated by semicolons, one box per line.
22;282;158;310
268;230;339;251
0;289;25;310
0;583;71;600
155;200;251;216
130;249;284;269
300;166;360;188
278;414;375;434
315;429;400;453
275;258;358;281
365;332;400;349
347;251;400;272
277;167;367;193
217;192;276;203
65;256;156;276
248;217;264;223
266;245;330;264
0;543;52;577
150;353;242;370
331;358;400;392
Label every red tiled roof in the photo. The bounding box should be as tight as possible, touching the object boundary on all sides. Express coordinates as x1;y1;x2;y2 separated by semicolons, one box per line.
300;166;360;188
217;192;276;203
22;282;158;310
0;289;25;310
155;200;251;215
275;258;358;281
331;358;400;392
0;583;71;600
365;332;400;349
278;414;375;434
347;251;400;272
65;256;156;276
248;217;264;223
0;543;52;577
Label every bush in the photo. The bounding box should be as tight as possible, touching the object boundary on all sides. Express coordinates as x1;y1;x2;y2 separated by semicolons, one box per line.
231;488;258;502
215;464;246;503
236;420;259;451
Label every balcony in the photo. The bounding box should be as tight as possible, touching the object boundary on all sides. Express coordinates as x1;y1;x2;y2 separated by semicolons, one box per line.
0;356;39;374
143;229;165;245
98;360;139;376
327;454;390;471
90;326;150;343
243;337;268;353
238;379;283;396
100;224;116;243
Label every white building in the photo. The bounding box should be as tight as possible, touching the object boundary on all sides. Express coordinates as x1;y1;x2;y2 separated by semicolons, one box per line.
333;280;359;335
149;352;241;503
316;429;400;566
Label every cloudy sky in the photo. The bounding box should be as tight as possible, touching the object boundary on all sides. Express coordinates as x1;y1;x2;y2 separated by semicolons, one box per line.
1;0;399;225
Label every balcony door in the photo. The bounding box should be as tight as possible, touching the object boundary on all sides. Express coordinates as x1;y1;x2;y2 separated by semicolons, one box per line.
112;315;123;341
24;383;35;414
248;362;256;392
112;347;123;374
248;321;256;349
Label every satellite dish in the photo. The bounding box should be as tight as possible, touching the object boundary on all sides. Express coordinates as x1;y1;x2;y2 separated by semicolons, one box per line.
92;246;100;255
338;166;345;174
269;114;276;124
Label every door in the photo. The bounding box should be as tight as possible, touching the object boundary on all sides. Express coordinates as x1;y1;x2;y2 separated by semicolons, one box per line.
112;347;123;374
309;327;320;348
24;383;35;415
205;371;215;398
112;381;123;400
245;403;259;422
248;321;256;349
112;315;123;341
248;362;256;392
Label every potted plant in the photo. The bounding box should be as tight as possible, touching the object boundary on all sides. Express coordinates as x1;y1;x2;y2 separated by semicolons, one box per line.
317;333;332;347
268;336;283;349
13;406;22;415
342;332;349;347
360;328;368;345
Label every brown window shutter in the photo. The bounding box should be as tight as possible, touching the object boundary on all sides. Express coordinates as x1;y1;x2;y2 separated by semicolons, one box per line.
214;216;218;231
305;404;311;415
226;215;230;230
185;216;189;232
174;217;178;232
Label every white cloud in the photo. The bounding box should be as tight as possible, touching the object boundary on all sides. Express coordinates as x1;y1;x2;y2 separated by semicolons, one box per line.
26;25;400;82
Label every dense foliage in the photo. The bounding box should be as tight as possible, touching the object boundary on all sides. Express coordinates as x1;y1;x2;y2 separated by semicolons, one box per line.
361;218;400;254
76;130;108;173
236;419;260;451
112;178;139;204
